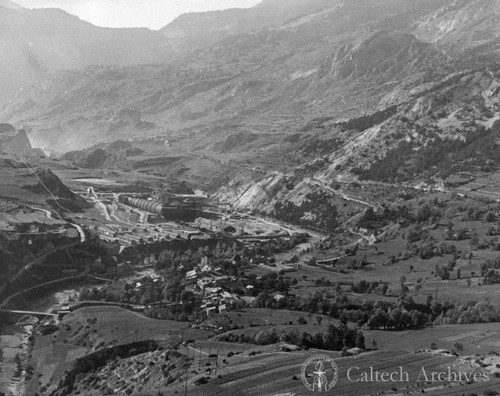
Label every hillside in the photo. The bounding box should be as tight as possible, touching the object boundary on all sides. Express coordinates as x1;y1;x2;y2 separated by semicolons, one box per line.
0;1;470;150
0;0;499;207
3;3;500;395
159;0;335;55
0;5;172;106
0;0;22;9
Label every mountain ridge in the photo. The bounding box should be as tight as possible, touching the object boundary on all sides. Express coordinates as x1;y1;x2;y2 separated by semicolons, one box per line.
0;5;173;105
1;0;499;202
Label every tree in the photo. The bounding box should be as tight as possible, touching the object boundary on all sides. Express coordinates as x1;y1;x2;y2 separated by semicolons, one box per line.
470;232;479;250
324;325;343;350
453;342;464;354
312;332;324;349
410;310;427;328
388;308;404;329
486;211;496;222
355;330;365;349
416;203;432;222
367;310;388;329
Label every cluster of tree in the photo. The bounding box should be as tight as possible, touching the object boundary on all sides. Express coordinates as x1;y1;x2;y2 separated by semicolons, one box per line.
366;307;429;330
350;280;389;295
155;235;308;274
253;287;500;330
353;124;500;182
432;300;499;324
79;273;189;305
358;206;412;230
144;304;190;321
246;273;291;296
274;192;338;232
55;340;162;396
1;228;89;279
444;227;470;241
435;259;457;280
406;240;457;260
119;238;220;266
217;324;365;351
253;234;310;257
338;105;398;132
299;136;344;156
481;258;500;284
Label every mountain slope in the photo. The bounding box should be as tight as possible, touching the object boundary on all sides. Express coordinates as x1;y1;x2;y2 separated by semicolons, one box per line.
1;0;499;198
159;0;336;55
0;6;172;105
0;0;22;9
1;0;467;150
414;0;500;62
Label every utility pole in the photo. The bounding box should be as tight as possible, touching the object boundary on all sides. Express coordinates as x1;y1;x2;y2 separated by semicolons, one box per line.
198;344;202;369
184;346;189;396
214;344;219;375
208;347;211;374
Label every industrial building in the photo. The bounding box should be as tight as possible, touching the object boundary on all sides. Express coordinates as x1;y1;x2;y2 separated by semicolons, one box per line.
118;194;206;221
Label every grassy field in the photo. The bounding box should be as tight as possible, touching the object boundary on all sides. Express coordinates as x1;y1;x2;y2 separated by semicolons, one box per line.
162;348;500;396
28;306;213;394
365;322;500;356
57;306;212;347
207;308;336;329
281;211;500;308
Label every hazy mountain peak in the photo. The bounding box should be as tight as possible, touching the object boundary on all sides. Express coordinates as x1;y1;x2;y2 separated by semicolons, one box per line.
0;0;22;9
414;0;500;58
2;0;499;156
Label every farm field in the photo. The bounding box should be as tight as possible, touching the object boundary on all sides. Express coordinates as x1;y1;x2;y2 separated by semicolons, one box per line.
206;308;337;328
364;322;500;356
27;306;213;394
57;306;212;346
164;348;500;396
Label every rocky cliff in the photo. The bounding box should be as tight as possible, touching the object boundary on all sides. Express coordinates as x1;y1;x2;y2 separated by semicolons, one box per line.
0;129;43;157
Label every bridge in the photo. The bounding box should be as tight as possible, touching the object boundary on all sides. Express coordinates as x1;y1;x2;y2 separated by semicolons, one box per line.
0;309;57;318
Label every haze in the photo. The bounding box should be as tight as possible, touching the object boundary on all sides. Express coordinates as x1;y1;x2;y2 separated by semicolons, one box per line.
14;0;262;29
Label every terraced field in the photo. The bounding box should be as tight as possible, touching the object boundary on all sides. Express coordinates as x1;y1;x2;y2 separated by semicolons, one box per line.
166;348;500;396
28;306;213;394
58;306;212;347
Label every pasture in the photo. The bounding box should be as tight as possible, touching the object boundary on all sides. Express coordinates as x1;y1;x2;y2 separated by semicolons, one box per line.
163;348;500;396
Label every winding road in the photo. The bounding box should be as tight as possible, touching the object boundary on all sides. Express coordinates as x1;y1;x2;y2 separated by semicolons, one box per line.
31;207;86;243
306;178;376;208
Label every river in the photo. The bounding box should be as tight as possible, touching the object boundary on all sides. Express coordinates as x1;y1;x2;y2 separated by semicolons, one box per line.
0;288;79;396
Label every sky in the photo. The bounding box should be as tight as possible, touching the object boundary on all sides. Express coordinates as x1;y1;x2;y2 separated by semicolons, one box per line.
15;0;262;29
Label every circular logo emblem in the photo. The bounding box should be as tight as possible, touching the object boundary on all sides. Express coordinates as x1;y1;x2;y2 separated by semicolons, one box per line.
301;354;338;392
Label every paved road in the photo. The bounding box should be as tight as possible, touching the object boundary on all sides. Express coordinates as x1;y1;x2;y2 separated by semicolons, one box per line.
307;178;376;208
1;241;80;305
0;271;87;309
0;309;57;317
31;206;86;242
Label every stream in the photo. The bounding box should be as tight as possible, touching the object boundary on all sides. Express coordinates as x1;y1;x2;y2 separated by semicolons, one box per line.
0;288;79;396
